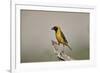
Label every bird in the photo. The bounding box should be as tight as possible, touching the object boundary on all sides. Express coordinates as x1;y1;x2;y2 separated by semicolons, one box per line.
51;26;72;51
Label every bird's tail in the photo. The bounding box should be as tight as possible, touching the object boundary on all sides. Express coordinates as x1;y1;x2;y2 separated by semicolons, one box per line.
65;43;72;51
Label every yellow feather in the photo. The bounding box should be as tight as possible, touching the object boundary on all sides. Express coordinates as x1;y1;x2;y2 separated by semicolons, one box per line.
55;27;64;43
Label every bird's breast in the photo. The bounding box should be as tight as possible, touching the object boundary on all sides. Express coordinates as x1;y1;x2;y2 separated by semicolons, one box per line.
56;30;64;43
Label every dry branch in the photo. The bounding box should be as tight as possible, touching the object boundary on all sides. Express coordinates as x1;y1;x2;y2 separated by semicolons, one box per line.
51;40;73;61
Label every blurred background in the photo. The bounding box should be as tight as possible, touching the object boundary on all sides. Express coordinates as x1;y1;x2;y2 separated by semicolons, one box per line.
21;10;89;63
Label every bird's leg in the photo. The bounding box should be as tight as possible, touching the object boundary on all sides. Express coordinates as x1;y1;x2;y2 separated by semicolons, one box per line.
58;42;60;45
63;44;65;47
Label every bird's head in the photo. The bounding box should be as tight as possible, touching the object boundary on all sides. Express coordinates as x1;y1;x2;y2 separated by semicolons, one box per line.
51;26;59;31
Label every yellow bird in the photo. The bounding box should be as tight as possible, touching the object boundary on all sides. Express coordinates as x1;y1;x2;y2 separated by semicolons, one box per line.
51;26;72;51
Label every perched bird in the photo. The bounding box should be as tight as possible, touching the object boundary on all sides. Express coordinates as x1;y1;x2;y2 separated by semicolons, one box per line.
51;26;72;51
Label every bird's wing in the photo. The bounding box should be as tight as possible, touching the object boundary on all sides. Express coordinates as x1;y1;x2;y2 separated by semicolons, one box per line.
60;31;68;43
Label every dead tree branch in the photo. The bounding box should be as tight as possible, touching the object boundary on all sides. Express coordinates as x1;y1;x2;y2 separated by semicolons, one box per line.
51;40;73;61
